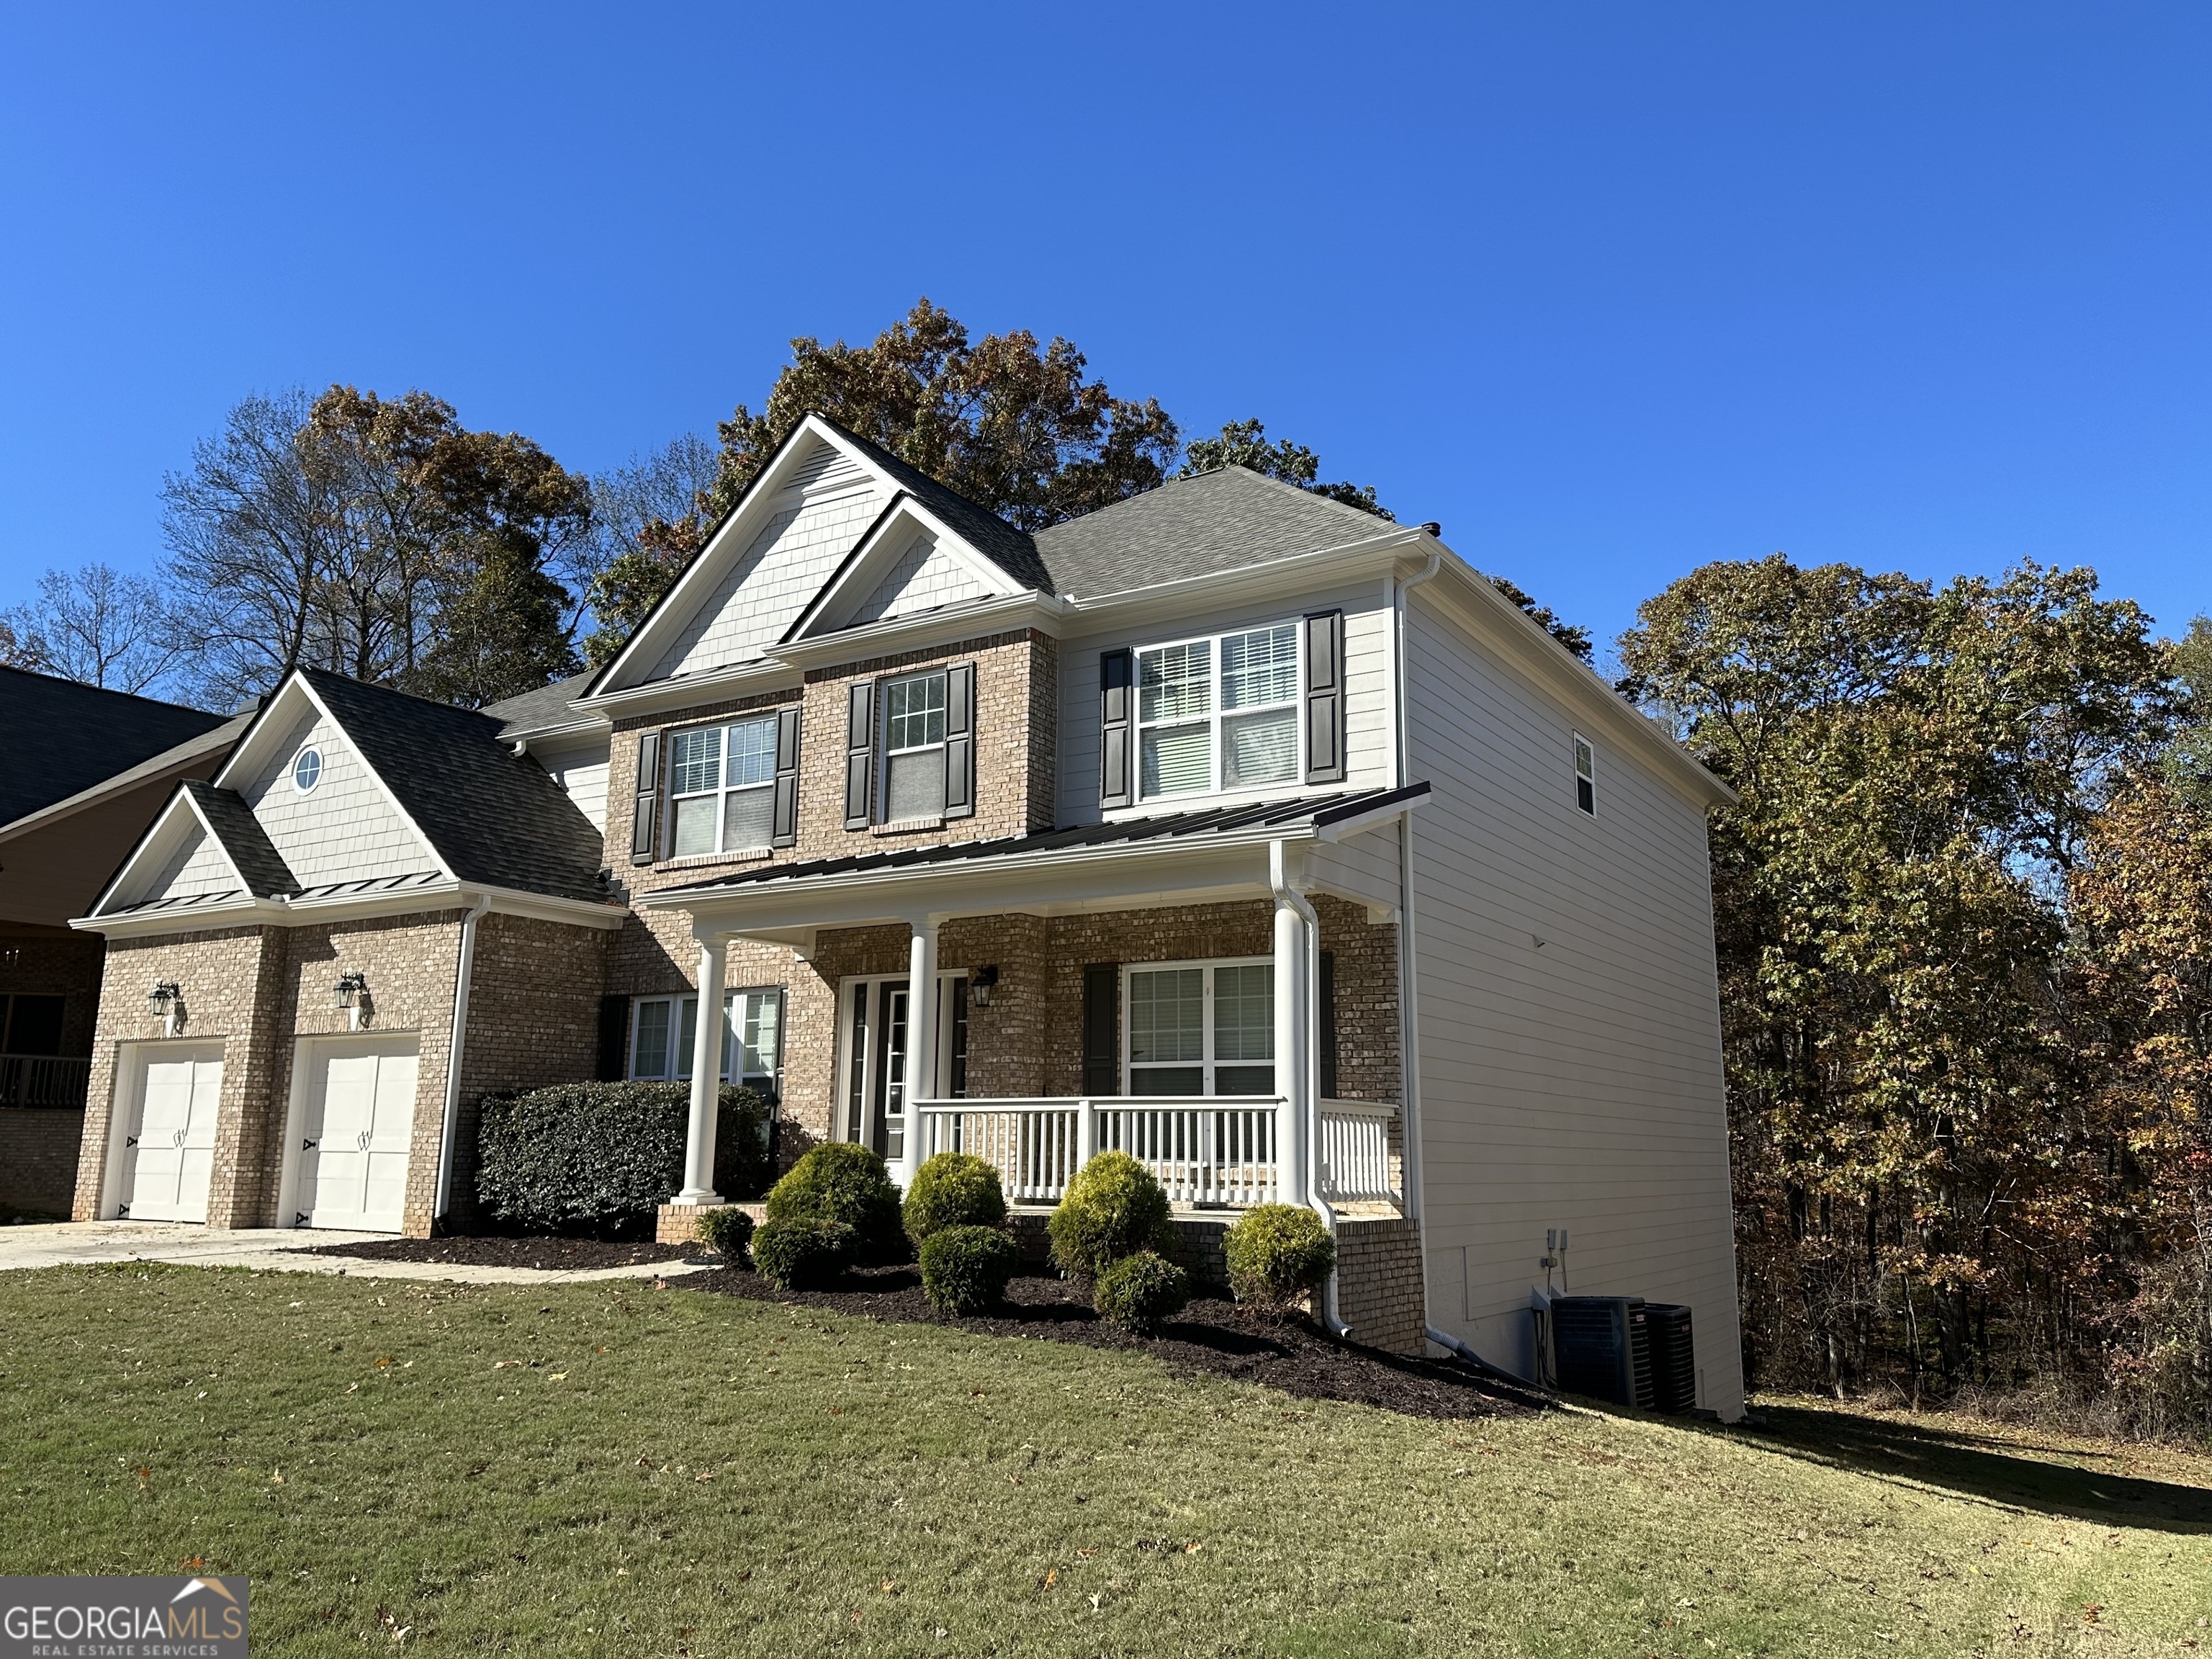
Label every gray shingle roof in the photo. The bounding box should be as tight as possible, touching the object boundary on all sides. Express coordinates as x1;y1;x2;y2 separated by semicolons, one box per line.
650;783;1429;900
301;670;611;904
480;672;596;739
0;667;230;826
183;779;298;898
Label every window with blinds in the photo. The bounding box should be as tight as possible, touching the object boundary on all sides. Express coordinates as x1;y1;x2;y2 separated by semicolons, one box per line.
1136;624;1300;800
667;714;780;855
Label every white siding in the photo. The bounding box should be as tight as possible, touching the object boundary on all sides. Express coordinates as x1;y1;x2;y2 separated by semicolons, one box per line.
649;441;886;680
119;821;240;907
241;708;439;888
849;531;991;625
535;737;610;841
1306;824;1401;914
1056;578;1394;826
1402;593;1745;1417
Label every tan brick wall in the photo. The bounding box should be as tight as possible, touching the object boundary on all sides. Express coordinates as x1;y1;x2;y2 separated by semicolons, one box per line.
1335;1216;1427;1355
0;927;106;1056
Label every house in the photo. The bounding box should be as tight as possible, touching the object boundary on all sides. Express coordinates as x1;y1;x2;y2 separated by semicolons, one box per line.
0;668;243;1215
68;414;1745;1417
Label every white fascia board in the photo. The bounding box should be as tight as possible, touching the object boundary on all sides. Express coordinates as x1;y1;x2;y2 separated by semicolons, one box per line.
506;714;611;747
1054;531;1418;631
591;413;916;696
575;658;800;719
78;879;626;937
75;895;287;936
1422;555;1739;811
774;593;1064;670
85;786;247;919
1312;791;1427;843
785;494;1028;642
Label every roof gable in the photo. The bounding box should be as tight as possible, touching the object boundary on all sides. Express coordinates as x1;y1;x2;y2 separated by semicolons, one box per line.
781;493;1024;642
93;778;297;918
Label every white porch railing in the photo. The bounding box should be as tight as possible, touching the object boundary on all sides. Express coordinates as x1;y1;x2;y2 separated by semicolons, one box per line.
1316;1098;1401;1204
914;1097;1286;1208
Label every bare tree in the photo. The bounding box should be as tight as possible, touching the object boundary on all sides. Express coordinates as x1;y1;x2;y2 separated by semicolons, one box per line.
565;433;716;639
1;564;188;695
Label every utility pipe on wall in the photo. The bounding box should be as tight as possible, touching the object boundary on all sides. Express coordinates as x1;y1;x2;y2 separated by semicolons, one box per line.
432;894;493;1228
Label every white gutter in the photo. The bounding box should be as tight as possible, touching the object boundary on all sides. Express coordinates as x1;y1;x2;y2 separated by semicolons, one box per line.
433;894;493;1227
1272;838;1349;1340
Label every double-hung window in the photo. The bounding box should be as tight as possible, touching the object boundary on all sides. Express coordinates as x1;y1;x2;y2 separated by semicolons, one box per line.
667;714;779;857
882;670;948;821
628;987;785;1097
1125;958;1275;1095
1573;732;1595;816
1137;624;1300;800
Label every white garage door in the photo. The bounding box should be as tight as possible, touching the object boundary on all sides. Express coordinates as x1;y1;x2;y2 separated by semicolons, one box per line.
120;1046;225;1223
295;1037;419;1233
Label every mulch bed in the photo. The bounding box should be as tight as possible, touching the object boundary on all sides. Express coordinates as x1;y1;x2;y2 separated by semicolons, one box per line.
683;1260;1546;1422
297;1236;689;1272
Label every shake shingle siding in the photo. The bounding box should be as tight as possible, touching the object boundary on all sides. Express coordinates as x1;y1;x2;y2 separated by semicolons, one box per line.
849;532;992;624
241;707;436;887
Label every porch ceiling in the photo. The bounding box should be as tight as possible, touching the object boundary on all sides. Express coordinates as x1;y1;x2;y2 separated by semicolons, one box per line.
639;783;1427;938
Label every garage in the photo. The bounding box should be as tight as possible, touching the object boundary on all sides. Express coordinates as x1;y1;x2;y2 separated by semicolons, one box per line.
117;1043;225;1222
291;1035;419;1233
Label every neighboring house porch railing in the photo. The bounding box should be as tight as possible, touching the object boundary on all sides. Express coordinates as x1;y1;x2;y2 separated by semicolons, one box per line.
0;1054;91;1110
912;1095;1401;1211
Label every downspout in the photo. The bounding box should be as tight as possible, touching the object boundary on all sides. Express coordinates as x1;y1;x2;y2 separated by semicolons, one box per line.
1395;549;1442;1334
1272;838;1349;1339
433;894;493;1228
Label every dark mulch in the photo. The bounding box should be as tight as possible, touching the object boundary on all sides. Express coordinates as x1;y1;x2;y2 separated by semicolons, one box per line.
297;1236;689;1271
683;1261;1547;1422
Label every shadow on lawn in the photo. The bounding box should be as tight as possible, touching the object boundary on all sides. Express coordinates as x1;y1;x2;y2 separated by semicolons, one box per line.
1740;1401;2212;1532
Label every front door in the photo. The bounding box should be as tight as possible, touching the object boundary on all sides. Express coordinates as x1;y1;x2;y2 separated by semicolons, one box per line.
840;974;968;1162
120;1044;223;1222
295;1036;418;1232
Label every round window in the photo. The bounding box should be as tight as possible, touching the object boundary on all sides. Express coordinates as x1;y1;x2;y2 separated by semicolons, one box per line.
292;747;323;793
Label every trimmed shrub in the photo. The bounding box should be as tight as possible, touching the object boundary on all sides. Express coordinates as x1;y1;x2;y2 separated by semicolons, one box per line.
475;1082;772;1238
752;1217;855;1290
918;1225;1022;1315
1048;1151;1173;1280
693;1205;756;1261
1223;1204;1336;1315
903;1153;1008;1244
1093;1251;1190;1335
765;1143;905;1263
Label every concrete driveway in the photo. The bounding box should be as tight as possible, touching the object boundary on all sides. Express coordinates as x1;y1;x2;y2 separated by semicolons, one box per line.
0;1220;706;1285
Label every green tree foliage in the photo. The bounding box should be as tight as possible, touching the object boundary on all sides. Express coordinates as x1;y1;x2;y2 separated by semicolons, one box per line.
1619;553;2179;1408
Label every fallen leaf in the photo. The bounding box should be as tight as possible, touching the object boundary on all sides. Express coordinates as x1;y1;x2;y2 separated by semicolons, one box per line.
1041;1569;1058;1588
549;1372;568;1382
374;1357;392;1369
1184;1541;1202;1555
694;1473;715;1483
179;1555;204;1570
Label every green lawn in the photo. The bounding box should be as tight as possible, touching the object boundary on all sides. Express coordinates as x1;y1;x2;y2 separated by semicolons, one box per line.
4;1264;2210;1657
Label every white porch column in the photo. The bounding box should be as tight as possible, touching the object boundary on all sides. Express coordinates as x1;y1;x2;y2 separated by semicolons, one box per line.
898;917;938;1189
676;932;727;1203
1270;844;1313;1207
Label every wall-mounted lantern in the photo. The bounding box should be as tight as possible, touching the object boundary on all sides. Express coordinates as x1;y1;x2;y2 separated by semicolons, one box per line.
147;981;184;1038
333;971;371;1031
971;964;999;1008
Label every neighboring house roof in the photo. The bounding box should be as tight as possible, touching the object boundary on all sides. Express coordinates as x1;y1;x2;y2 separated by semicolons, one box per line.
299;670;609;902
0;709;250;843
0;667;230;826
649;783;1429;902
180;779;298;898
480;671;599;741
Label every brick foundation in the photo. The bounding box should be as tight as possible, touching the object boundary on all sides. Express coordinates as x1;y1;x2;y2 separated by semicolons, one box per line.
657;1198;768;1246
1334;1215;1426;1355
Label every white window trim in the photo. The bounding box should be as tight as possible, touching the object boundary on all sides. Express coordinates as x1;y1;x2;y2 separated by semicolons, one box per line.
1573;731;1596;817
1130;621;1304;806
628;986;784;1092
1120;955;1279;1097
291;747;323;794
665;714;780;858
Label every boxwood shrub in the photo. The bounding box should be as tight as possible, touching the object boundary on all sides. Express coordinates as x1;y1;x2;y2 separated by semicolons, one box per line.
1047;1151;1174;1280
475;1082;772;1238
1093;1250;1190;1334
903;1152;1007;1244
1222;1203;1336;1315
693;1205;756;1261
764;1143;905;1263
752;1217;855;1290
918;1224;1021;1314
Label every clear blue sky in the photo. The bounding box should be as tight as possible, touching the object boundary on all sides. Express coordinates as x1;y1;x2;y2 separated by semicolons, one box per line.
4;3;2208;667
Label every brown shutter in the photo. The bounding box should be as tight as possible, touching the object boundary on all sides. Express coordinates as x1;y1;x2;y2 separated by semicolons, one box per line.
596;995;631;1082
844;682;876;830
1318;949;1338;1099
943;662;976;820
1303;609;1346;785
772;706;801;847
1099;648;1133;809
1082;963;1120;1095
629;731;661;865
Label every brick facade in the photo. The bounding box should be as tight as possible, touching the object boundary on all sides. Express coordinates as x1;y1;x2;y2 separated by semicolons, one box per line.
0;1105;83;1216
0;927;104;1213
1334;1216;1427;1356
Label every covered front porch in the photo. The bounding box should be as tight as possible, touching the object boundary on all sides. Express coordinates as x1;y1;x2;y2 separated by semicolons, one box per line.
644;787;1428;1224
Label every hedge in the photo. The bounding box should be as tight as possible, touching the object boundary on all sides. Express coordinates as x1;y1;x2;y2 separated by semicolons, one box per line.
1222;1203;1336;1315
475;1082;772;1238
1094;1251;1190;1334
765;1143;906;1263
918;1225;1021;1314
1047;1151;1174;1280
903;1152;1007;1244
753;1217;855;1290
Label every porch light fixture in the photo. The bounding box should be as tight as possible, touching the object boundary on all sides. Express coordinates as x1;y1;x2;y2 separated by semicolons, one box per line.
333;971;371;1030
148;981;183;1037
970;964;999;1008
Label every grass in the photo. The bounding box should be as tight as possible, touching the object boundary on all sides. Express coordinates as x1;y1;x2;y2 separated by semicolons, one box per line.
4;1265;2211;1658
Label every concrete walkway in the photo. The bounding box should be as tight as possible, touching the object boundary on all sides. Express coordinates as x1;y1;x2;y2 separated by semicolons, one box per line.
0;1220;710;1286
